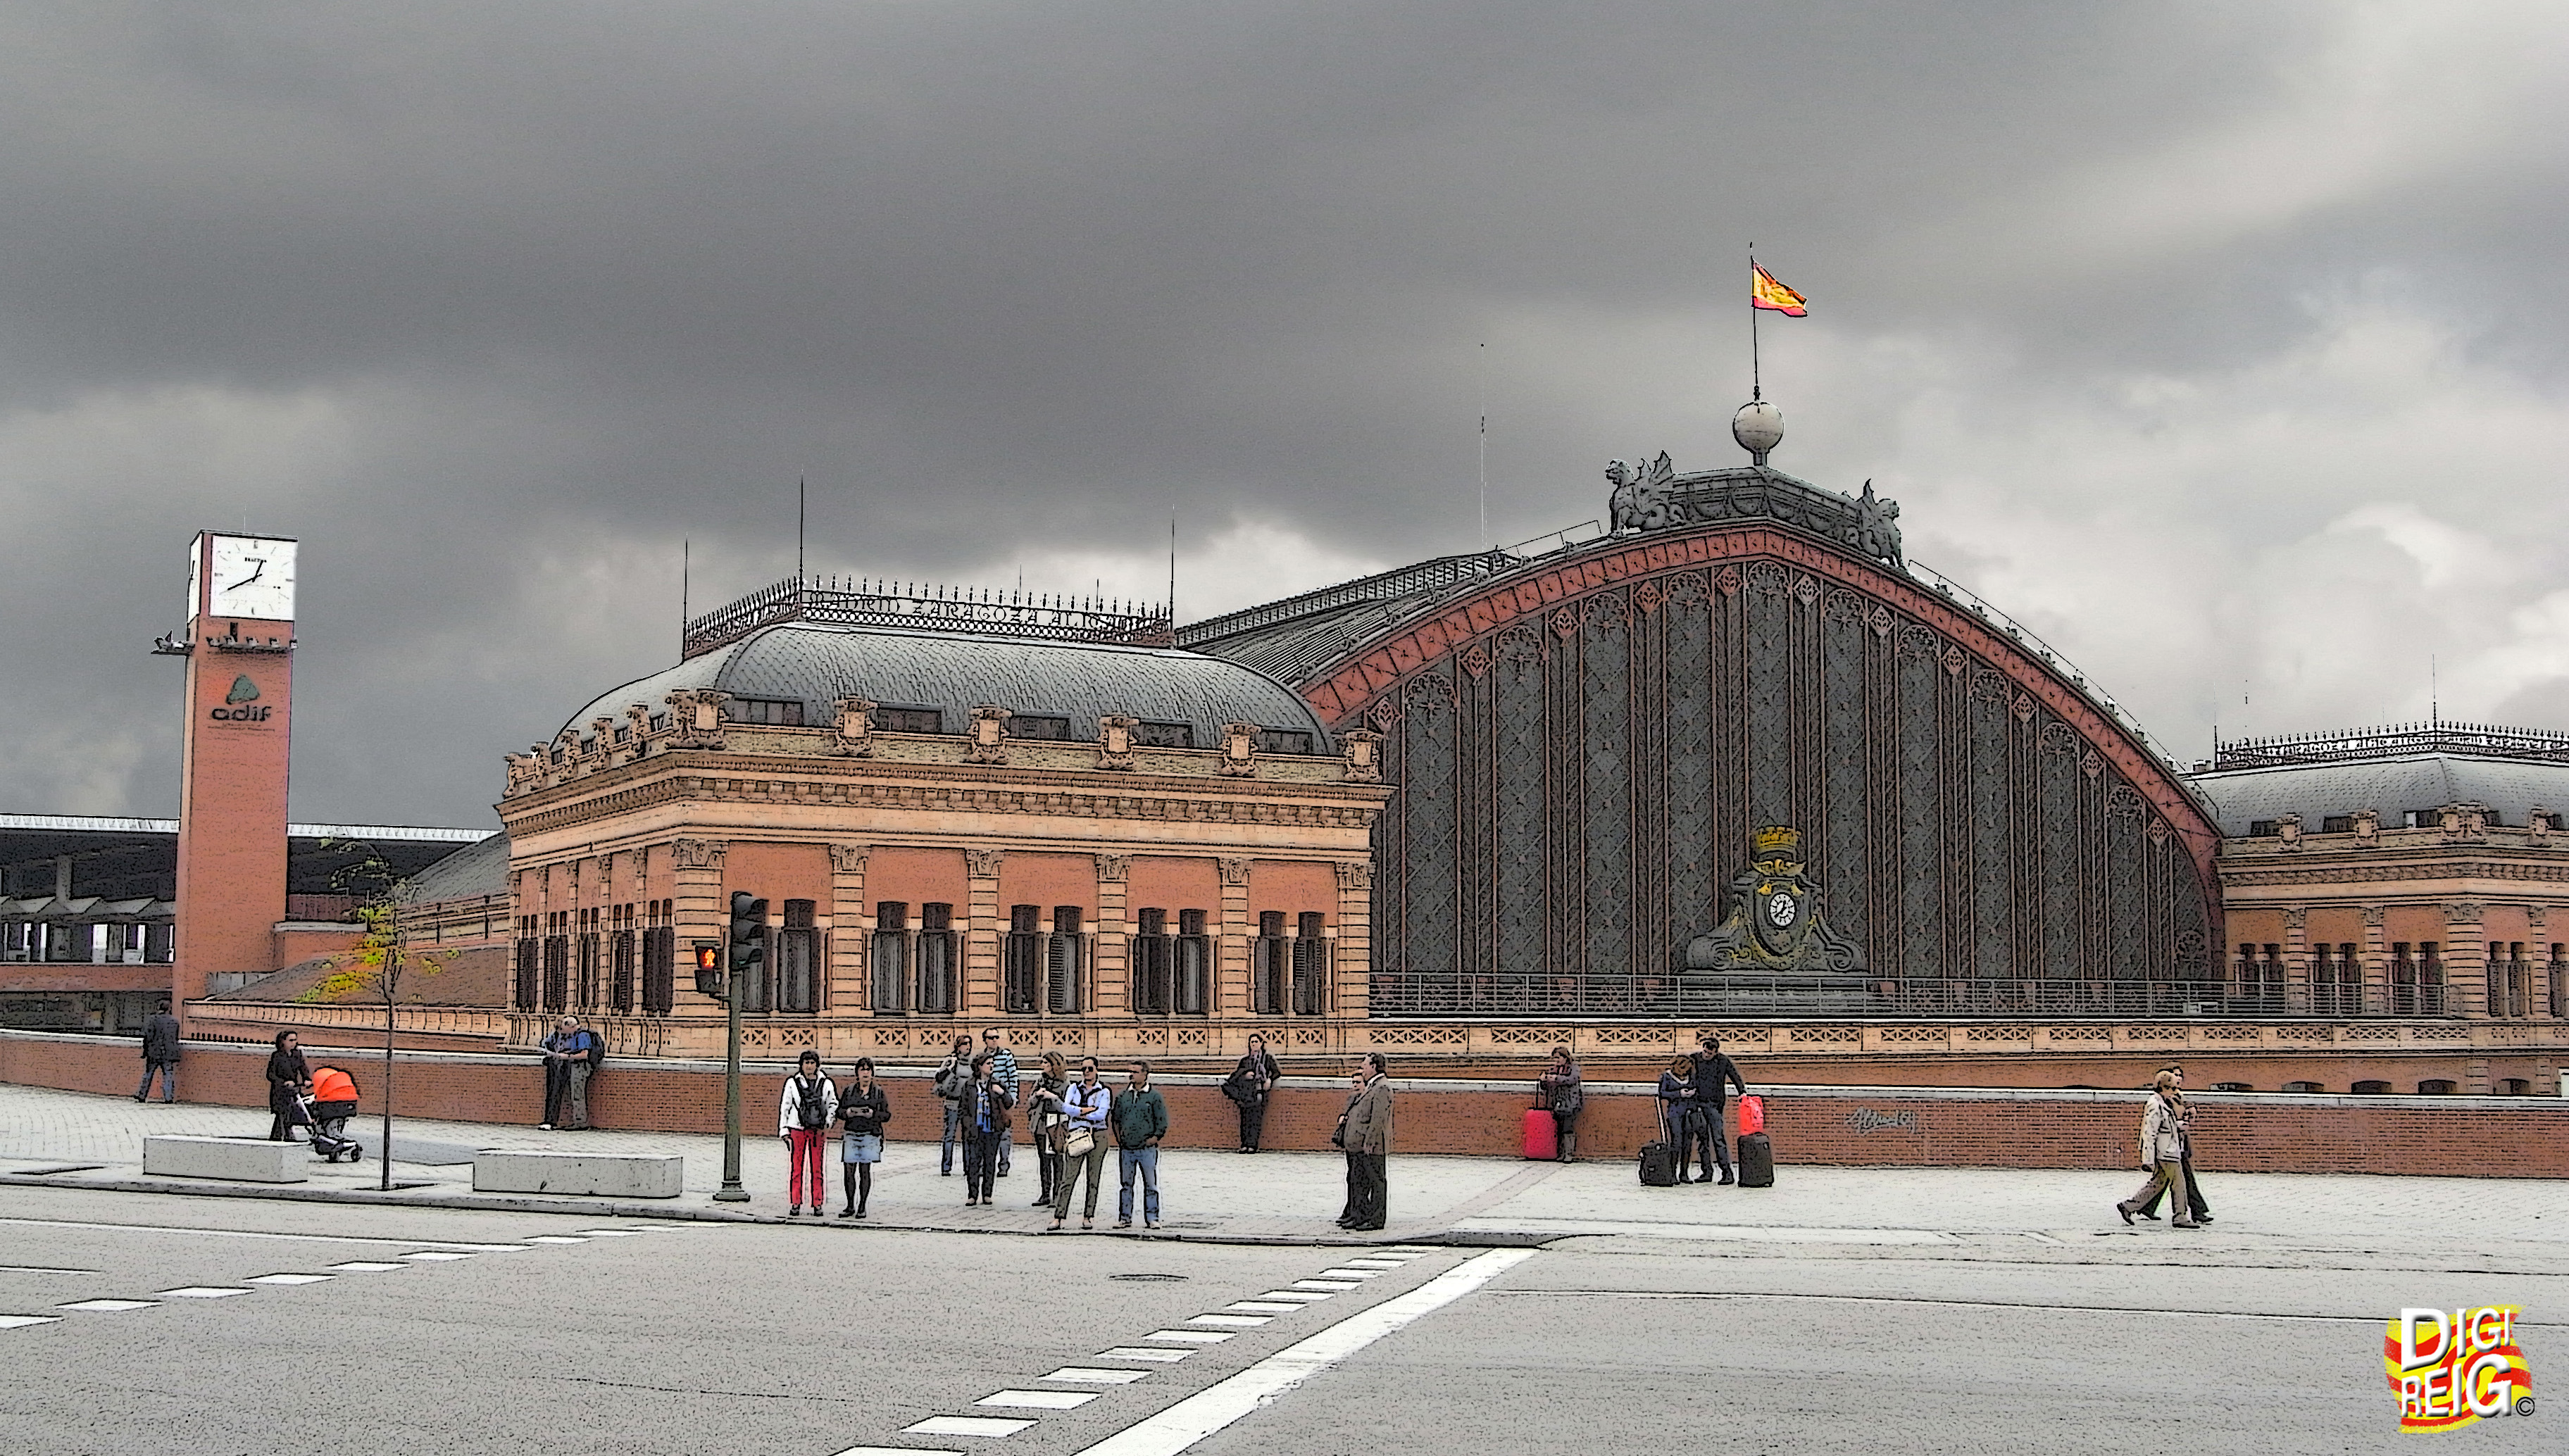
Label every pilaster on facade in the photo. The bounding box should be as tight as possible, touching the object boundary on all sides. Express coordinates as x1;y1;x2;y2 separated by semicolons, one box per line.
827;844;868;1012
2361;905;2387;1016
1333;859;1373;1020
1093;853;1130;1017
669;837;726;1015
1216;855;1251;1016
2446;902;2488;1019
2282;905;2308;1012
963;848;1003;1016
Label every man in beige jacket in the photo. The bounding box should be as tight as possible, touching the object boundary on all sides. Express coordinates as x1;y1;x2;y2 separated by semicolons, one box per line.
1338;1053;1394;1231
2115;1070;2197;1229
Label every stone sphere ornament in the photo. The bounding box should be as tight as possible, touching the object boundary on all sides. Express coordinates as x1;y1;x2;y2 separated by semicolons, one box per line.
1732;400;1784;460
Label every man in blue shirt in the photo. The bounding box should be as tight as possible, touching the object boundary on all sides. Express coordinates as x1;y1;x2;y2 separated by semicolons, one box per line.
982;1028;1019;1177
540;1015;599;1131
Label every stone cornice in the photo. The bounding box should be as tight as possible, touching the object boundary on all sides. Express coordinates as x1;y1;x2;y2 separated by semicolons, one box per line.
500;751;1388;841
2221;860;2569;889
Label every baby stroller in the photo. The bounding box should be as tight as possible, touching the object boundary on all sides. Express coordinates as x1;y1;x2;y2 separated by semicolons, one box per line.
294;1065;365;1163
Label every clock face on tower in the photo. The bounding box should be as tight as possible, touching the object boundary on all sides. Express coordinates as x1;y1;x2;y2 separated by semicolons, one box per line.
200;535;297;622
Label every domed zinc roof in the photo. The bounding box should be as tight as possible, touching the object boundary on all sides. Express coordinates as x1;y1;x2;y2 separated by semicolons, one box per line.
558;622;1330;750
2188;754;2569;836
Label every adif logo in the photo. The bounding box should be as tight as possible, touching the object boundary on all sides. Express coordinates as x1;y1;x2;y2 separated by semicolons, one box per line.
2384;1307;2534;1431
210;674;271;722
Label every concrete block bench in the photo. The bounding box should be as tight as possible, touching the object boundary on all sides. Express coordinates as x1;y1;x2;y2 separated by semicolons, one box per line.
142;1136;308;1184
472;1150;683;1199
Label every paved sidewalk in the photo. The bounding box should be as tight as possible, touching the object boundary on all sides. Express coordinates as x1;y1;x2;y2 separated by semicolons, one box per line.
4;1083;2560;1267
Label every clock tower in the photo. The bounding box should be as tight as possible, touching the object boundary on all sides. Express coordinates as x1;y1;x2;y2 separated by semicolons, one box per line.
165;532;299;1023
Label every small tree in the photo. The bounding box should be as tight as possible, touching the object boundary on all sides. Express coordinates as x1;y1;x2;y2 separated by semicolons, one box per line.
301;839;448;1191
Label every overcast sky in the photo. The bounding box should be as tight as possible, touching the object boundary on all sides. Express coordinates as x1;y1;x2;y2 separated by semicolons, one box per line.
4;2;2565;829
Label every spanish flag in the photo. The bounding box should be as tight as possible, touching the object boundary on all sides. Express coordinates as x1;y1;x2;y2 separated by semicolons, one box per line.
1751;263;1808;316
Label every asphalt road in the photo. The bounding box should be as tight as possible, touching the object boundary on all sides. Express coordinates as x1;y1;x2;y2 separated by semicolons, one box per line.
3;1184;2559;1455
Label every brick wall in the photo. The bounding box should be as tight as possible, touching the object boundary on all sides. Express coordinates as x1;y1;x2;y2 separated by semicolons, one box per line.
6;1028;2560;1178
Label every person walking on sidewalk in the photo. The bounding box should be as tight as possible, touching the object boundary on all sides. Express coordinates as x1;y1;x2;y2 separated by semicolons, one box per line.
2116;1071;2199;1230
933;1034;972;1176
1051;1058;1112;1230
835;1057;890;1219
1536;1046;1584;1163
958;1052;1013;1207
1113;1061;1170;1230
778;1050;838;1217
542;1015;599;1131
135;1000;180;1103
2131;1064;2213;1224
1687;1033;1749;1185
1026;1051;1070;1208
1341;1053;1393;1231
1226;1034;1282;1153
981;1028;1020;1178
264;1030;311;1141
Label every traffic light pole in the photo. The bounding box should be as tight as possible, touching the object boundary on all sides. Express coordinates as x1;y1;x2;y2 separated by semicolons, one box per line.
714;962;748;1202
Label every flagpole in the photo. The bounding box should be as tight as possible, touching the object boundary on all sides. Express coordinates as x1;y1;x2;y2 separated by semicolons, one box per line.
1749;243;1762;402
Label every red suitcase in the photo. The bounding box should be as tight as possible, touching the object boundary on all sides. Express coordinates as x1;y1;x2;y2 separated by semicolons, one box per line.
1522;1107;1557;1160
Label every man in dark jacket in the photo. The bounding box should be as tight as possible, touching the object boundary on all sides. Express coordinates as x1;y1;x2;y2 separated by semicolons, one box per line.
1687;1033;1749;1185
135;1001;180;1103
1112;1062;1170;1229
1340;1053;1393;1230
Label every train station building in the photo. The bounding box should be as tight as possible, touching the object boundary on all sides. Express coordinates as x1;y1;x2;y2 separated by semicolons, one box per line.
10;411;2565;1098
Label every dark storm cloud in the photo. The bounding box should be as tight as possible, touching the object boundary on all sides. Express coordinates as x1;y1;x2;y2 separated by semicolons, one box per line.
1;2;2564;824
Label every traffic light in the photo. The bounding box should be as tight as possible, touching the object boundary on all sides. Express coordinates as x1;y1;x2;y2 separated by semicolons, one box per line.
692;942;723;1000
726;891;768;999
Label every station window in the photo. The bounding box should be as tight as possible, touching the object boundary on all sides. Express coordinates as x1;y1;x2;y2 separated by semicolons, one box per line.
1254;911;1289;1016
1176;909;1211;1015
2320;815;2354;834
775;899;820;1014
1009;715;1073;741
1132;720;1193;748
1132;908;1173;1016
2415;1079;2456;1096
875;706;942;734
1047;906;1085;1013
918;903;956;1014
871;902;910;1015
1257;729;1317;755
729;698;806;727
2351;1079;2391;1095
2281;1081;2324;1093
1004;905;1042;1013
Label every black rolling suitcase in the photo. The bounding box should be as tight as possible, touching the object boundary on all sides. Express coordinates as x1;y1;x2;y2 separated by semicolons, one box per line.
1638;1140;1679;1186
1735;1131;1774;1188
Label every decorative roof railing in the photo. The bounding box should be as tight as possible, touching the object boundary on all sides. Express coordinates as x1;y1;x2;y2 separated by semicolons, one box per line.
2212;720;2569;771
683;576;1175;659
1174;548;1527;648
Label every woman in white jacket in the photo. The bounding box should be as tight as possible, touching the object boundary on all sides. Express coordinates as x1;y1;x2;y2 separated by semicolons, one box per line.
2115;1071;2197;1229
778;1050;839;1217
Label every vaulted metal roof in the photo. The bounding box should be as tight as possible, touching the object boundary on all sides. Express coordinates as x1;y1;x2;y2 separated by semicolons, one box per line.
559;622;1329;748
2187;754;2569;835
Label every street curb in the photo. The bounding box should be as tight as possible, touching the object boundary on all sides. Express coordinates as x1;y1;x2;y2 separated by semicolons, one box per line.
0;1169;1549;1248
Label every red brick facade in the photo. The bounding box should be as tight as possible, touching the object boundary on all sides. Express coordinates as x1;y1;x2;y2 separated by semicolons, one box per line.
10;1028;2558;1179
